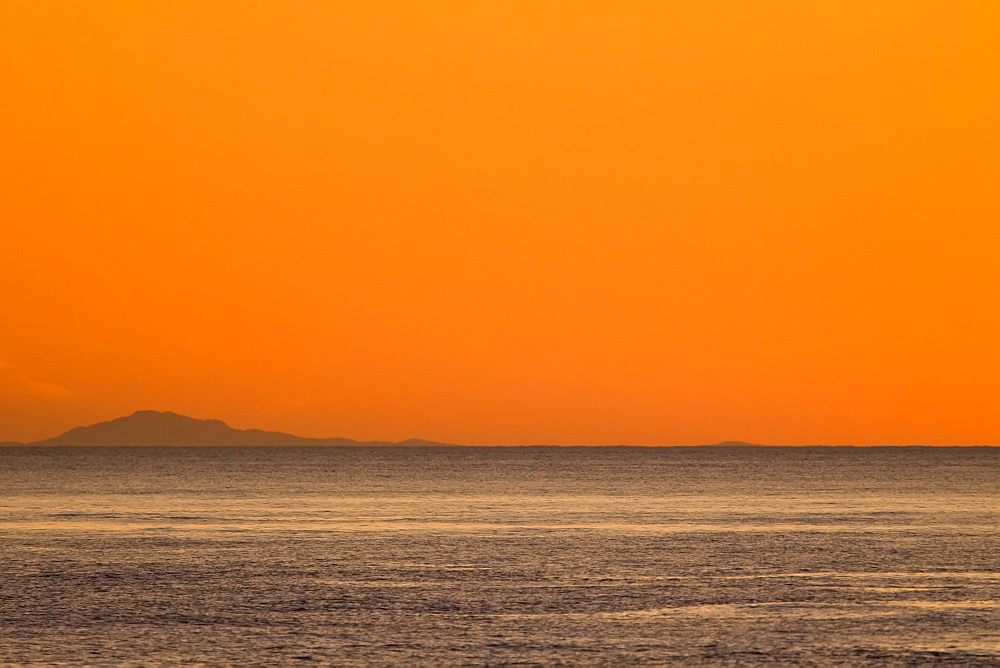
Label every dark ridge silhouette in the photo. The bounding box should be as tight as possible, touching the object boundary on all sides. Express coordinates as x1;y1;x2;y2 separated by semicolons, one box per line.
29;410;455;447
6;416;987;447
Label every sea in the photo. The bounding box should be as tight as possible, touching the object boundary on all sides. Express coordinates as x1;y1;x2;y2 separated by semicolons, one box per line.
1;445;997;665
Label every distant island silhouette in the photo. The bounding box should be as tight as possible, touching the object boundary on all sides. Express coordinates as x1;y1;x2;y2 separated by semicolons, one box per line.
2;411;768;447
1;413;979;446
21;410;452;447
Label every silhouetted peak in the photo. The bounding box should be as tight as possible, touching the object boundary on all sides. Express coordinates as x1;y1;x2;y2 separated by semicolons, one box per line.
30;410;276;446
30;411;454;447
124;410;188;422
126;410;225;425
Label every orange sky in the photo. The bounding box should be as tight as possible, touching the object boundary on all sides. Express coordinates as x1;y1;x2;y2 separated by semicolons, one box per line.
2;2;998;445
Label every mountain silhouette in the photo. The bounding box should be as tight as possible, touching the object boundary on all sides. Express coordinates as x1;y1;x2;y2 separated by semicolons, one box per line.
30;410;454;447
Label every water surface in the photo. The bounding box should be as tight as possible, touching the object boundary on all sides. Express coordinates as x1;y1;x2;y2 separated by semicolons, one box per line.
1;446;997;664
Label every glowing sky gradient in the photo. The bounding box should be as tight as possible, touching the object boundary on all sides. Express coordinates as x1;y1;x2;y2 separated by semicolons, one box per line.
3;2;998;445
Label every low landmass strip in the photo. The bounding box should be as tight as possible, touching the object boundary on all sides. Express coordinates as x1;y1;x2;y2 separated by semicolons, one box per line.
16;410;452;447
1;411;991;447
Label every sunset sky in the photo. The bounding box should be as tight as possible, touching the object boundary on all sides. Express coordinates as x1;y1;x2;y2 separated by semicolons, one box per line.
2;2;998;445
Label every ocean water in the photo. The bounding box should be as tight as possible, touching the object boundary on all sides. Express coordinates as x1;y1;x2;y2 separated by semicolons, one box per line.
1;445;997;665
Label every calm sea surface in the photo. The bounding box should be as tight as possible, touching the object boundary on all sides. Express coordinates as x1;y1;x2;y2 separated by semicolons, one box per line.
1;446;997;665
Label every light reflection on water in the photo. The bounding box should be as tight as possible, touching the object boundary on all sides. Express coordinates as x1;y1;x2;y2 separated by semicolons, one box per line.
1;446;997;665
4;492;995;531
5;520;997;534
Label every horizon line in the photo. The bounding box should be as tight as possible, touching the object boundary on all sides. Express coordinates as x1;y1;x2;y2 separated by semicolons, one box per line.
2;442;995;449
5;410;995;448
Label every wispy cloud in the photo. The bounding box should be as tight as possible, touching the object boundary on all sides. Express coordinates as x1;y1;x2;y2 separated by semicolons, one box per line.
0;359;75;399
